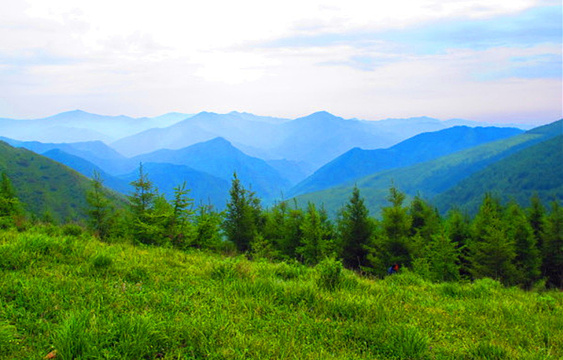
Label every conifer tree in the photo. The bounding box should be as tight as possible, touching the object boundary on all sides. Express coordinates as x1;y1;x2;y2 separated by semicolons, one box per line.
86;171;114;240
469;194;517;284
298;202;334;265
193;204;223;250
167;182;195;248
527;193;546;250
424;228;461;282
370;186;411;272
506;202;540;288
444;208;472;278
223;173;262;252
262;201;304;260
409;195;440;241
337;186;375;270
128;164;163;245
542;201;563;288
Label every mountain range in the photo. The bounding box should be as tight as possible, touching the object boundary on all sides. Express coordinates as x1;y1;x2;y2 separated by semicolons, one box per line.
0;109;559;220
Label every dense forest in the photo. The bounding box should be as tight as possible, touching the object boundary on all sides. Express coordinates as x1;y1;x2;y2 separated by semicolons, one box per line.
1;166;561;290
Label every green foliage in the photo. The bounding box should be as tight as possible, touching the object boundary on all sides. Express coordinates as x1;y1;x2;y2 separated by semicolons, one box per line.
315;257;343;290
86;171;115;240
469;194;518;285
223;172;263;252
262;201;304;260
542;201;563;288
506;202;541;288
369;186;412;274
297;203;334;265
337;186;374;270
192;204;223;250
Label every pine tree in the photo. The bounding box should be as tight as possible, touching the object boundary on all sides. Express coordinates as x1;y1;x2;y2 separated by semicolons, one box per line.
298;203;334;265
85;171;114;240
527;193;546;250
262;201;305;260
506;202;540;288
371;186;412;273
469;194;517;285
168;182;195;248
444;208;471;278
337;186;375;270
128;164;163;245
409;195;440;241
424;228;461;282
223;173;262;252
193;204;223;250
542;201;563;288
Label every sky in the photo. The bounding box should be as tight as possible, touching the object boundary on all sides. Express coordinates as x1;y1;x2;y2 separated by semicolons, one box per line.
0;0;561;124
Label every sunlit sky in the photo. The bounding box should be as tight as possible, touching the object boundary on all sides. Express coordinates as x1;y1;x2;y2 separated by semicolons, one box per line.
1;0;561;124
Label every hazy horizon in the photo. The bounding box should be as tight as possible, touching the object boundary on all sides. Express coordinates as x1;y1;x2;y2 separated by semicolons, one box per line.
1;0;561;125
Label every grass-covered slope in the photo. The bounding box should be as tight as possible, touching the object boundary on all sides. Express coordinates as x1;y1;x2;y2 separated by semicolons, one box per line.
295;119;562;216
0;141;96;222
434;135;563;214
1;228;561;359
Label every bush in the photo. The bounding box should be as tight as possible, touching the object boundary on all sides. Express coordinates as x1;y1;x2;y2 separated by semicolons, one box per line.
61;223;84;237
316;257;343;291
91;252;113;269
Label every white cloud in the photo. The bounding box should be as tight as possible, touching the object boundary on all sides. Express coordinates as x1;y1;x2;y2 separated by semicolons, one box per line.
0;0;560;123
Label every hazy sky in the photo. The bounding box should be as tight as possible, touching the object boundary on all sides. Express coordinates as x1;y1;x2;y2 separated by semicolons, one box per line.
1;0;561;124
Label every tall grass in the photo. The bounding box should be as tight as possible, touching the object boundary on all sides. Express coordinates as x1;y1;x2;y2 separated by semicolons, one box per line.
0;226;561;359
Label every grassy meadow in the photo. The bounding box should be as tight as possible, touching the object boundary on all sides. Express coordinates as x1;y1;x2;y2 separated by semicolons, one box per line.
0;226;562;359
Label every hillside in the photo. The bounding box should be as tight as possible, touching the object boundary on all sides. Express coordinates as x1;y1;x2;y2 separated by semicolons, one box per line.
0;141;101;222
0;228;560;359
290;126;523;196
434;134;563;214
294;119;562;216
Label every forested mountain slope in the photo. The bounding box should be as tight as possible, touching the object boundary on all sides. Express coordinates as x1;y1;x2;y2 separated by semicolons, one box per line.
434;134;563;214
290;126;523;196
294;119;562;216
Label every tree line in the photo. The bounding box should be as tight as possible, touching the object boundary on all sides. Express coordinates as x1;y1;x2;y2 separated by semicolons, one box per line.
1;168;561;289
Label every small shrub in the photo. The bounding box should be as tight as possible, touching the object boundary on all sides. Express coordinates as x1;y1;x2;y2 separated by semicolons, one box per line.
210;259;239;281
273;261;305;280
91;252;113;269
316;257;343;291
61;223;84;237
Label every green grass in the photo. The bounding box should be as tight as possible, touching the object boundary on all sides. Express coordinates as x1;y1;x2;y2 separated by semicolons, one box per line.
0;227;562;359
